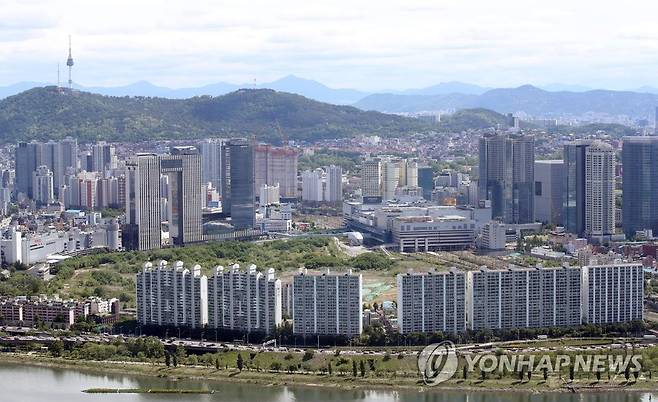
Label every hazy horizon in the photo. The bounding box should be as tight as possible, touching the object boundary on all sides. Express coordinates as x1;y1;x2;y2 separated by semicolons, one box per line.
3;0;658;91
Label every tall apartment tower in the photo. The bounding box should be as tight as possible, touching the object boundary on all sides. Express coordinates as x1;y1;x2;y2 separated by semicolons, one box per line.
292;269;363;338
136;260;208;329
361;158;382;204
397;269;466;334
563;140;590;236
301;169;323;202
584;141;615;242
199;138;226;192
207;264;282;335
221;139;255;230
478;134;535;223
466;265;581;331
161;146;203;246
124;154;161;251
398;159;418;187
254;145;299;199
326;165;343;203
381;159;401;201
622;136;658;238
32;165;54;205
581;262;643;324
91;141;116;173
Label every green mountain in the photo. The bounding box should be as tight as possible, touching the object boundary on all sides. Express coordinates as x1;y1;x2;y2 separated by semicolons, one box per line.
438;108;508;131
0;86;430;143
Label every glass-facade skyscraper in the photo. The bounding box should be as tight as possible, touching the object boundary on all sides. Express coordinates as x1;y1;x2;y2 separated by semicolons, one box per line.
622;136;658;238
478;134;535;223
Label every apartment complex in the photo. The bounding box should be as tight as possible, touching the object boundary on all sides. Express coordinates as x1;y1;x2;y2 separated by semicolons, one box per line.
397;269;466;334
581;262;643;324
136;260;208;329
466;266;581;331
292;269;363;338
207;264;282;335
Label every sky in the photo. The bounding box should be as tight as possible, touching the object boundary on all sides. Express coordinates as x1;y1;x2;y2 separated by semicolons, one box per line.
2;0;658;91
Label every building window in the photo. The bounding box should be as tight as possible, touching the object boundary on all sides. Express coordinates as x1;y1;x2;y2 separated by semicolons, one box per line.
535;181;542;196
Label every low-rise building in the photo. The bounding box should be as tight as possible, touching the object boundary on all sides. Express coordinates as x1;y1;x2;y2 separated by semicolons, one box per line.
391;215;475;252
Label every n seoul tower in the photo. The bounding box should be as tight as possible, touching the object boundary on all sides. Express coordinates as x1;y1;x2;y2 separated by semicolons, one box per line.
66;35;74;90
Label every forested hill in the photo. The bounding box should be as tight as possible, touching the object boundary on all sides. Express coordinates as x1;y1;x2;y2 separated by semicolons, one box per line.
0;86;432;143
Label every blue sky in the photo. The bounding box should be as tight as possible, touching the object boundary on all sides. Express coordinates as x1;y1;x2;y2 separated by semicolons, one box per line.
2;0;658;91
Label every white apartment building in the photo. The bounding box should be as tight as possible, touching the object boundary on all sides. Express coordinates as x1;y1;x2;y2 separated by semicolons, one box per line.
466;265;581;331
292;268;363;338
259;184;280;207
32;165;54;205
136;260;208;329
397;269;466;334
479;221;507;250
391;215;475;252
301;169;324;202
326;165;343;203
581;262;643;324
207;264;281;335
585;141;615;242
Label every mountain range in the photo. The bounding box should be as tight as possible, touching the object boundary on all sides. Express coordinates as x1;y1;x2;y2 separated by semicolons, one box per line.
355;85;658;119
3;76;658;119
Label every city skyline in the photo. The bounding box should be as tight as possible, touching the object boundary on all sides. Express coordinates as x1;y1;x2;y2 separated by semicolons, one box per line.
3;1;658;91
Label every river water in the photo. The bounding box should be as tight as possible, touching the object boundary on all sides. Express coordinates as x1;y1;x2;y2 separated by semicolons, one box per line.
1;361;656;402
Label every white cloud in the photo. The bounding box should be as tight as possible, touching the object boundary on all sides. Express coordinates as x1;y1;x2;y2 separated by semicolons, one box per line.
1;0;658;90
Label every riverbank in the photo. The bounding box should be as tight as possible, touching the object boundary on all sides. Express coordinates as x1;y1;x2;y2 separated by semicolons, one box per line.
3;352;658;393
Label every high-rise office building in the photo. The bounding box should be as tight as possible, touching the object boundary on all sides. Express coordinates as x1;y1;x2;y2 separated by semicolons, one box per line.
207;264;282;335
622;136;658;238
254;145;299;199
326;165;343;203
418;166;434;200
563;140;590;236
199;138;226;192
585;141;615;242
161;146;203;246
397;269;466;334
91;141;116;173
581;262;643;324
15;142;39;198
15;138;78;199
221;139;255;230
361;158;382;203
124;154;161;251
478;134;535;223
534;160;564;225
292;269;363;338
32;165;54;205
466;265;581;331
398;159;418;188
136;260;208;329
